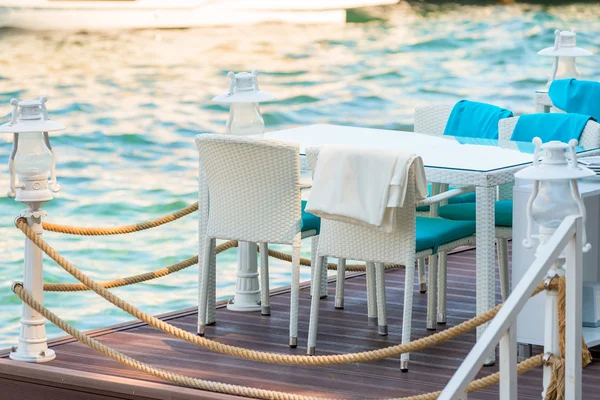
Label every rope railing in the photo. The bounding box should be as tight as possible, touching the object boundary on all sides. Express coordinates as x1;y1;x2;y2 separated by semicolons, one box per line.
41;202;199;236
16;217;525;366
12;282;556;400
43;241;394;292
13;207;582;400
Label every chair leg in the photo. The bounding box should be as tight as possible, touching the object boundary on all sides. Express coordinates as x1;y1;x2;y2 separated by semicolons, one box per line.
335;258;346;309
400;258;416;373
310;236;317;298
497;238;510;302
418;257;427;293
366;262;377;326
426;254;438;331
307;255;326;355
375;263;388;336
259;243;270;316
198;236;214;336
310;236;328;299
320;256;328;299
437;251;447;325
289;234;301;348
206;238;217;325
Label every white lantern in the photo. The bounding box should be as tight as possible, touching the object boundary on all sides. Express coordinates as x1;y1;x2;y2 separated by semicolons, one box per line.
538;29;593;86
0;97;64;202
1;97;65;363
516;138;594;251
212;70;276;136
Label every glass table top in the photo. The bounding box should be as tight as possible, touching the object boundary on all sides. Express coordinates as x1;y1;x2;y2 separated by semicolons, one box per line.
265;124;600;173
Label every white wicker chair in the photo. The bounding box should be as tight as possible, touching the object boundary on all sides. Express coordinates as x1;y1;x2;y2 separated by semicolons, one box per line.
414;104;454;136
414;104;509;303
305;148;476;372
195;134;321;348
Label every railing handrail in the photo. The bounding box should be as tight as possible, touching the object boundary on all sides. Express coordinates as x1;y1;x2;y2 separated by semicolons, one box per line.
438;215;582;400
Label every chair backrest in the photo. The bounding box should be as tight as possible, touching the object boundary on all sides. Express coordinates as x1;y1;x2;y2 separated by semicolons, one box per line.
413;104;454;135
306;147;417;265
498;117;600;148
195;134;302;244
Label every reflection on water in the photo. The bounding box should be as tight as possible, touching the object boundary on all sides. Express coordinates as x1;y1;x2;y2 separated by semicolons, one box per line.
0;2;599;347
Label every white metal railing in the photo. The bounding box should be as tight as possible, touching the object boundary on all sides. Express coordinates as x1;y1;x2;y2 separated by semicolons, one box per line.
438;215;584;400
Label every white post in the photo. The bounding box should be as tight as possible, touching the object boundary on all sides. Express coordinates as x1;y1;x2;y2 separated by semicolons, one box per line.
542;264;561;398
565;217;584;399
227;241;261;311
10;203;55;363
499;323;517;400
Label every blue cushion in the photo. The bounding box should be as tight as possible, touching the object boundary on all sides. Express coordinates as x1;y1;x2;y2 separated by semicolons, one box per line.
511;113;593;143
301;200;320;234
437;200;513;227
416;192;476;212
549;79;600;121
444;100;514;139
416;217;476;253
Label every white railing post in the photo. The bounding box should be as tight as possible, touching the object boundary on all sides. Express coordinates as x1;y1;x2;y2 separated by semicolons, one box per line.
438;216;577;400
565;216;584;400
542;263;562;399
499;322;517;400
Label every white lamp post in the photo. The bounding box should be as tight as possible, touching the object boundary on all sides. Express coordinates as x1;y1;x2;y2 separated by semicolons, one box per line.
515;138;593;396
211;70;276;311
213;69;276;136
538;29;593;86
1;97;65;362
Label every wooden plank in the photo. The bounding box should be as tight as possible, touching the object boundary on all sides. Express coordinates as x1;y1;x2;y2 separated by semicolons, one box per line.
0;358;242;400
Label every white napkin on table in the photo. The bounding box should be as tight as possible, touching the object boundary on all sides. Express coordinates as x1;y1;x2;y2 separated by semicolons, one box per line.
305;145;427;232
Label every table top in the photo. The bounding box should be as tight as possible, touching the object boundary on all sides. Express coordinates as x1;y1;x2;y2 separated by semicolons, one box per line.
265;124;600;174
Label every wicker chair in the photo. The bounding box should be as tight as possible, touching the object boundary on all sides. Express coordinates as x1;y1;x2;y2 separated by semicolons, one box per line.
305;147;476;372
195;134;322;348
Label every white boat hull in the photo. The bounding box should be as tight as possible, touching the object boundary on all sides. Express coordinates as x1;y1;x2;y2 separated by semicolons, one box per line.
0;0;397;30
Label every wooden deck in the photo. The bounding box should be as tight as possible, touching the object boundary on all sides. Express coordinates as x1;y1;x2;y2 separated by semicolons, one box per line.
1;247;600;400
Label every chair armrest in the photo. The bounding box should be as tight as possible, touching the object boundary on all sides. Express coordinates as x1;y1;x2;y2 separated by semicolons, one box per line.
417;186;475;207
299;183;312;191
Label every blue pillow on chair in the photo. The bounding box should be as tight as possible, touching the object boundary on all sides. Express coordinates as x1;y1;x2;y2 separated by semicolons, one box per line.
510;113;594;143
444;100;514;139
549;79;600;121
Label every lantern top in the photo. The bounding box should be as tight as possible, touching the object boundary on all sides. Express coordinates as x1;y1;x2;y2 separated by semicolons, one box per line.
0;97;65;133
212;70;276;104
515;138;595;181
538;29;593;57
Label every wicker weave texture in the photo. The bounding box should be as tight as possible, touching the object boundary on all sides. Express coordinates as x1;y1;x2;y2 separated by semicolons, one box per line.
413;104;454;135
195;135;303;244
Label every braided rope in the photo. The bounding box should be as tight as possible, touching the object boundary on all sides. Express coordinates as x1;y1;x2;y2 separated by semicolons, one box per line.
265;247;398;272
42;202;198;236
43;241;388;292
13;283;547;400
19;217;538;366
43;241;238;292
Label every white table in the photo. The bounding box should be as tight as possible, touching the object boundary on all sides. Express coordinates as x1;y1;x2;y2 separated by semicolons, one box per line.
199;124;599;362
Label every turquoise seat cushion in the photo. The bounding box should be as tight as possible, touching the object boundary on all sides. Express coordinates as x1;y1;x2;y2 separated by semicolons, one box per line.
416;217;476;253
437;200;513;227
416;192;476;212
301;200;320;234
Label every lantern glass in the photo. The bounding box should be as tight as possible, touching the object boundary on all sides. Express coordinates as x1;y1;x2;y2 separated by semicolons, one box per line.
13;132;52;176
226;102;265;136
555;56;580;81
531;180;580;229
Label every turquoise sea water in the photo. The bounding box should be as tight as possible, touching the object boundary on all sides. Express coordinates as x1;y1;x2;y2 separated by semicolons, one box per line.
0;2;599;347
